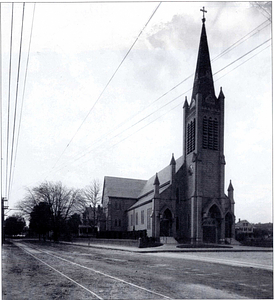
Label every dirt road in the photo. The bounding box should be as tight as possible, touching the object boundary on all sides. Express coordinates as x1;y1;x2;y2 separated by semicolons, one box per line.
2;240;273;299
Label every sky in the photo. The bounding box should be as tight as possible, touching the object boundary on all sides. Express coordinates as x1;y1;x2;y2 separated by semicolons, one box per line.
1;1;272;224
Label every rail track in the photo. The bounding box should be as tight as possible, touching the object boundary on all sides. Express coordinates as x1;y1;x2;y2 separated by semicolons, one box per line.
14;242;173;300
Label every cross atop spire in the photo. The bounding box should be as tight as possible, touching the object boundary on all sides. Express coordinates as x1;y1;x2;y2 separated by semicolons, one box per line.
191;7;215;102
200;6;207;23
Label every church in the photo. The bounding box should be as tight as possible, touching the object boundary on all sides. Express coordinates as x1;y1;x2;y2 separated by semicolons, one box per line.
101;9;235;244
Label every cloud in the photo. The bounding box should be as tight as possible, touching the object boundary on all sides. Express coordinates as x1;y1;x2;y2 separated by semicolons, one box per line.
146;13;199;51
125;13;201;92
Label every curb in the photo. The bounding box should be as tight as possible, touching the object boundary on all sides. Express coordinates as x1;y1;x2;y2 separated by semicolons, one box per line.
60;241;273;253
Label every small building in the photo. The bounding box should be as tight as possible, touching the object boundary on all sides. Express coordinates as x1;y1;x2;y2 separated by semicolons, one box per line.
78;225;93;237
102;177;146;232
235;219;254;239
82;205;106;232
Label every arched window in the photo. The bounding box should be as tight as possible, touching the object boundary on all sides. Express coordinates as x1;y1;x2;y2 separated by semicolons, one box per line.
208;117;213;149
141;210;144;224
187;123;190;153
187;118;195;154
147;208;151;229
202;116;218;151
213;119;218;150
203;116;208;149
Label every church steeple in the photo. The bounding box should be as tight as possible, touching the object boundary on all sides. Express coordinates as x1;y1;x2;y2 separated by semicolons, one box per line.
191;8;215;101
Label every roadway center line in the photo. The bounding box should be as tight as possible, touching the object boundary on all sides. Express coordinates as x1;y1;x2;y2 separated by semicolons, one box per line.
14;243;103;300
24;243;173;300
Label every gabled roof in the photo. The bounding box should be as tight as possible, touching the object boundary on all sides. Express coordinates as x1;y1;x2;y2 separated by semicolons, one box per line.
138;155;184;198
102;155;184;209
235;219;253;227
102;176;146;200
127;156;184;211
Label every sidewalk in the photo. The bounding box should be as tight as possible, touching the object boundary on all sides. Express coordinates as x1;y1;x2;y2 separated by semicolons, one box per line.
61;239;273;253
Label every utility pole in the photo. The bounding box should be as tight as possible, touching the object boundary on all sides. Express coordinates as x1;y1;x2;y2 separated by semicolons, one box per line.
2;197;8;244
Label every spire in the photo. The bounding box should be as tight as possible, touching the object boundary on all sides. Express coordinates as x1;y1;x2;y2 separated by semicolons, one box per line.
170;153;176;186
228;180;235;207
183;96;189;108
191;7;215;101
218;86;225;100
228;180;234;191
153;173;160;198
153;173;160;186
170;153;176;166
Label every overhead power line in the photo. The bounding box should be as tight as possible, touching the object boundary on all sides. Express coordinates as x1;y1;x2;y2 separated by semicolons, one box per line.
8;3;25;199
75;46;270;169
51;21;271;174
253;2;272;21
55;37;271;172
214;38;271;76
49;2;162;173
212;19;270;62
9;3;36;200
215;44;270;82
53;73;193;173
0;3;2;199
82;44;272;166
5;3;14;197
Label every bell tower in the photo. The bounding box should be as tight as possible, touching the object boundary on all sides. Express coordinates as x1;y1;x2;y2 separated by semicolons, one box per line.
183;8;227;244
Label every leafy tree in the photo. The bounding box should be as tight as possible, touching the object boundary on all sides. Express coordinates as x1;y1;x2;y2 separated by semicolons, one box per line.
18;181;87;241
5;215;26;236
29;202;52;240
83;179;101;226
253;228;269;239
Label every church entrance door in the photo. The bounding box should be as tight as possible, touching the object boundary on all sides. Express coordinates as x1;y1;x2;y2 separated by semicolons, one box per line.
203;205;222;243
160;209;172;237
203;220;217;243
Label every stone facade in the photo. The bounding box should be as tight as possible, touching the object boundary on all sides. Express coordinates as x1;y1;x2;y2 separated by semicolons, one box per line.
101;15;235;244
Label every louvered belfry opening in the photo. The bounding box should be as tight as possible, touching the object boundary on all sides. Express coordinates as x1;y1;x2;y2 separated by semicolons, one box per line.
187;118;196;154
202;116;218;150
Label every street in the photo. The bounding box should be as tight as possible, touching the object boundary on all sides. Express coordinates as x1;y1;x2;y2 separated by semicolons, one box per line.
2;240;273;299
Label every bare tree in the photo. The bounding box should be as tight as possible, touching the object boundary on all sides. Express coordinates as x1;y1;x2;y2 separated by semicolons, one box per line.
17;187;41;218
17;181;87;240
83;179;101;226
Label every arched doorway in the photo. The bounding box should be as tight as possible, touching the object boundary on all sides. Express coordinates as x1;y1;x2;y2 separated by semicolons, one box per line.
203;205;222;243
160;209;172;237
225;213;233;239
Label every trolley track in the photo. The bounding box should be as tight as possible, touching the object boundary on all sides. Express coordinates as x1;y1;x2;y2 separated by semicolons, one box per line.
9;240;273;299
14;242;173;300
